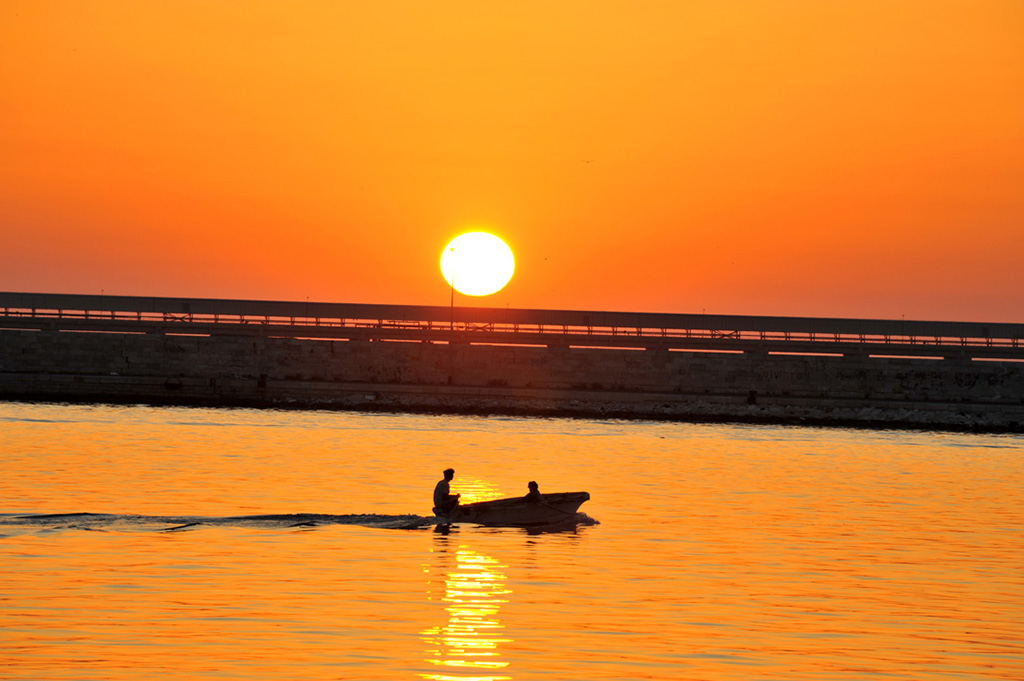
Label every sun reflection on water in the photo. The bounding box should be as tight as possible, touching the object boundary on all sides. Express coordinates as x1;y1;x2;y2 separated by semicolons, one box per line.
421;535;512;681
453;476;503;504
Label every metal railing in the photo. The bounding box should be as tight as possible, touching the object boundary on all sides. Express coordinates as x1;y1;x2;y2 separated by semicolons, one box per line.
2;291;1022;359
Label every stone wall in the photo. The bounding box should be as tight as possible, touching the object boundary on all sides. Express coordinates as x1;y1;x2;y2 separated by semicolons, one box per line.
2;328;1022;431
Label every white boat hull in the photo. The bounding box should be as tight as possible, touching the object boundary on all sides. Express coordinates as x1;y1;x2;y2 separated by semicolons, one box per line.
434;491;590;527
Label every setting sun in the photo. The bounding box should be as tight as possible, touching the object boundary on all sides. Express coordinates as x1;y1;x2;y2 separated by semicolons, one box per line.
440;232;515;297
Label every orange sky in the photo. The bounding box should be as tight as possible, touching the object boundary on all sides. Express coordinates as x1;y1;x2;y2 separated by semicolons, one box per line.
1;1;1022;321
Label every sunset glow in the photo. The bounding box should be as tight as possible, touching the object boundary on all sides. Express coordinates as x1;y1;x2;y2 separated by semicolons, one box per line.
1;1;1022;320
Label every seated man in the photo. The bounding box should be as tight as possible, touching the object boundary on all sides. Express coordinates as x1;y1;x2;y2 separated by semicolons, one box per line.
433;468;461;516
523;480;541;504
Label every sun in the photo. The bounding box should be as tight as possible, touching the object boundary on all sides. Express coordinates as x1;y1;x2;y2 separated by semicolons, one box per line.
440;232;515;296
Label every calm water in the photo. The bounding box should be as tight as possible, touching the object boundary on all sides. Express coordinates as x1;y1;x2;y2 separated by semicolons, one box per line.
1;402;1022;680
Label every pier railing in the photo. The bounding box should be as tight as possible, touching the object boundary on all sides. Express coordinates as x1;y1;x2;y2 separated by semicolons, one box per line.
2;292;1022;360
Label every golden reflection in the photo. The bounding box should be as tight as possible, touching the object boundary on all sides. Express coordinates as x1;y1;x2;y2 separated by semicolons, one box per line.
421;536;512;681
453;476;503;505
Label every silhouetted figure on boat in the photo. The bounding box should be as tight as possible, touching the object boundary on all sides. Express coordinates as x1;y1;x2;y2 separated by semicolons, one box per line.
433;468;460;516
524;480;541;504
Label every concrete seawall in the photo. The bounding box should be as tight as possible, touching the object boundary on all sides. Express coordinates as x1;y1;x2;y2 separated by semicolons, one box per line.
2;293;1023;431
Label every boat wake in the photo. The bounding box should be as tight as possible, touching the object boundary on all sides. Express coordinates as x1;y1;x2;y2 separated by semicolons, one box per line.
0;511;599;535
0;512;436;534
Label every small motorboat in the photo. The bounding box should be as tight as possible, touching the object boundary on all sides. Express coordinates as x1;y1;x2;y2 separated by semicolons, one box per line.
433;491;590;527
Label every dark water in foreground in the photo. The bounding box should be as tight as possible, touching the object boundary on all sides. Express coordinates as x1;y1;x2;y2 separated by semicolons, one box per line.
2;402;1022;680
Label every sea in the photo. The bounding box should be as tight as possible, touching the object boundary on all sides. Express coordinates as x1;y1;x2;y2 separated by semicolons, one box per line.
1;401;1021;680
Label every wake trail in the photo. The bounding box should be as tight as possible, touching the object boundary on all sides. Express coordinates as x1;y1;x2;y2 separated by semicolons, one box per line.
1;512;439;533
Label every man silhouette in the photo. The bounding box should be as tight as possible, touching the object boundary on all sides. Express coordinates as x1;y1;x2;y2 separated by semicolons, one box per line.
433;468;461;516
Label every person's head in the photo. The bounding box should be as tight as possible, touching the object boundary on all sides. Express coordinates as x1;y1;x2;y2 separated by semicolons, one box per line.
527;481;538;491
443;468;455;481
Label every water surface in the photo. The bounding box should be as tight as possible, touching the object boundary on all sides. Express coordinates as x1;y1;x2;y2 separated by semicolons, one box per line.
2;402;1022;680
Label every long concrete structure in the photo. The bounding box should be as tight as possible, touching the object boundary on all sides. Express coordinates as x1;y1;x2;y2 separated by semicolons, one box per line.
2;292;1023;431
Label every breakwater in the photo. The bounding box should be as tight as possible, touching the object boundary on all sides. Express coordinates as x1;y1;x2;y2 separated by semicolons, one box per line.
2;292;1023;431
